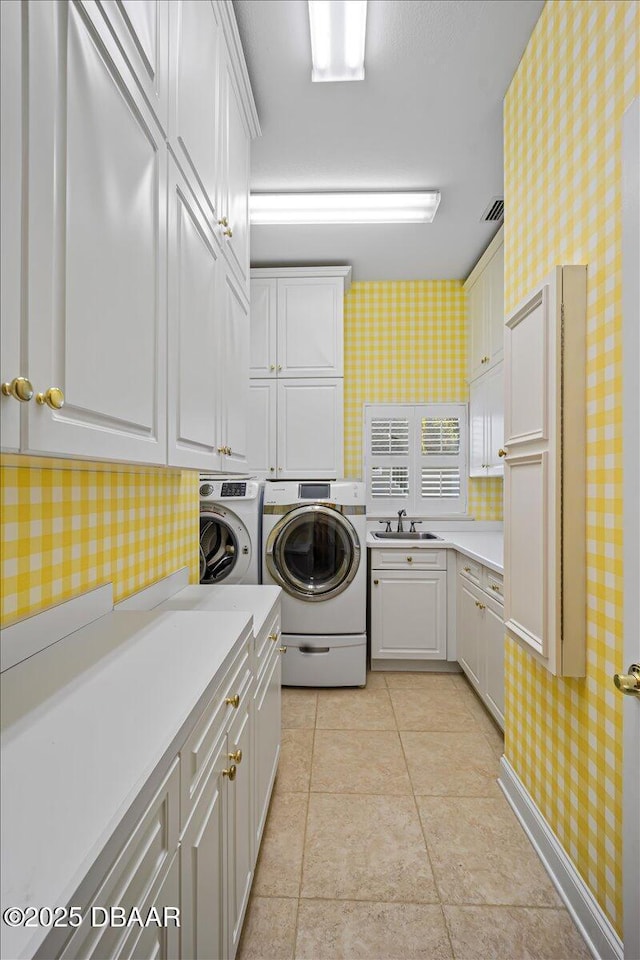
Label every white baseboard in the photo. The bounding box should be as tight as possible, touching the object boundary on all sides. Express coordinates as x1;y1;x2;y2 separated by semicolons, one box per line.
499;757;623;960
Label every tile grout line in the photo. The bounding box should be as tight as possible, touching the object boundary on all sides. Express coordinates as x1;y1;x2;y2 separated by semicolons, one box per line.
290;690;318;959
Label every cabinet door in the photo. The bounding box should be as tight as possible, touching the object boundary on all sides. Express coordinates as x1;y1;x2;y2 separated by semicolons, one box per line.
169;0;222;231
226;679;253;958
253;646;281;856
167;157;223;470
180;736;227;960
122;855;180;960
0;0;23;451
218;51;250;295
468;377;487;477
26;0;167;463
371;569;447;659
486;242;505;367
277;379;344;480
483;594;505;730
456;577;482;689
249;279;278;377
247;380;277;479
277;278;343;377
467;277;486;380
484;362;504;476
219;268;250;472
91;0;169;133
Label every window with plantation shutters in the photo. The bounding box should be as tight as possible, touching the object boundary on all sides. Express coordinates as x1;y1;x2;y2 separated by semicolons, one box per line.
364;404;467;516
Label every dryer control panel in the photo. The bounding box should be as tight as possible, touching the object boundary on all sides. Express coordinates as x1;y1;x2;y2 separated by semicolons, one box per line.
221;482;247;497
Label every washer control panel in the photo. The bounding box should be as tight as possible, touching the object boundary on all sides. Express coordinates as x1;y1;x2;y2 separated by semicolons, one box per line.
221;482;247;497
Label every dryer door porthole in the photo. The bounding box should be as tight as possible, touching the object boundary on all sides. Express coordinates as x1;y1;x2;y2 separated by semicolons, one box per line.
199;506;251;584
265;505;361;601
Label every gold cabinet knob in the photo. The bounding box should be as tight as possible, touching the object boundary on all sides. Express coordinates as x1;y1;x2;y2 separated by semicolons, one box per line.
223;228;233;237
225;694;240;708
218;216;229;227
463;566;471;573
2;377;34;402
613;664;640;696
269;466;275;472
270;364;275;371
217;446;226;454
277;364;282;371
498;448;507;458
268;632;278;642
373;579;379;585
222;764;237;781
279;646;287;654
229;749;243;763
475;601;486;610
406;556;413;563
490;584;501;592
36;386;64;409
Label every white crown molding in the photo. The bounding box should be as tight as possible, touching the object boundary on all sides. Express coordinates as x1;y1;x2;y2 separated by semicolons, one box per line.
464;224;504;289
217;0;261;140
250;265;352;292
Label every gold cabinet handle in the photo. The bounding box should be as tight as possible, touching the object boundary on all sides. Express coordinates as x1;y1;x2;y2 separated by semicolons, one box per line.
2;377;34;402
229;749;243;763
225;694;240;708
270;364;275;371
498;448;507;458
279;646;287;653
222;764;237;781
36;387;65;410
464;566;471;573
490;584;501;592
268;632;279;642
217;446;226;454
223;228;233;237
406;556;413;563
475;600;486;610
277;364;282;371
613;664;640;697
218;217;228;227
373;579;379;585
226;445;232;456
269;466;275;472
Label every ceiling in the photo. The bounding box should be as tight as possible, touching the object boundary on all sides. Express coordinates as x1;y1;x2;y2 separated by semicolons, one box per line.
233;0;544;282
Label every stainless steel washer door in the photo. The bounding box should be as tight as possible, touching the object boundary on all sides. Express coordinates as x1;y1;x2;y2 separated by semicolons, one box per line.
200;508;239;583
265;505;361;601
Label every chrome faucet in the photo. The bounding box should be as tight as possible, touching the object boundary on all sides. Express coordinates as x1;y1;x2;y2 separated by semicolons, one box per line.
397;509;407;532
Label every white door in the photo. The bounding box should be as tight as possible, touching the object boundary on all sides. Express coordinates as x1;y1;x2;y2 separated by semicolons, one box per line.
253;649;281;854
620;96;640;960
249;279;278;377
180;738;227;960
483;595;505;728
247;381;277;479
485;362;504;476
0;0;24;451
167;157;223;470
219;269;250;472
487;242;505;366
219;52;250;294
226;684;253;957
468;277;486;380
169;0;222;232
93;0;169;133
457;578;482;688
26;0;167;464
371;570;447;659
277;378;343;480
277;278;343;377
468;377;487;477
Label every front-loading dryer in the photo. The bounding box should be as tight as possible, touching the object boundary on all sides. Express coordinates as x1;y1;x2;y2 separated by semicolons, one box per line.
262;480;366;686
199;478;263;585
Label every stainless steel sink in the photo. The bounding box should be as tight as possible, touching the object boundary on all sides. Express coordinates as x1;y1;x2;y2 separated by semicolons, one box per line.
372;531;442;541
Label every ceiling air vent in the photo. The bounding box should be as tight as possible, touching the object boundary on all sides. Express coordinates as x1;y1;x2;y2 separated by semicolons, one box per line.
481;197;504;222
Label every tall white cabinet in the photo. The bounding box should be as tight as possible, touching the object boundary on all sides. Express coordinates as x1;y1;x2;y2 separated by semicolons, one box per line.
0;0;260;471
248;267;351;480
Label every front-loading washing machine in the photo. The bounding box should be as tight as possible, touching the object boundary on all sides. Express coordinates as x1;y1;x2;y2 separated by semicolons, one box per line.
262;480;366;686
199;477;263;585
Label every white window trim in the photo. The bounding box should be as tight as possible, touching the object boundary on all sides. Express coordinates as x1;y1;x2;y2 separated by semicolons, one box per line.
363;402;468;518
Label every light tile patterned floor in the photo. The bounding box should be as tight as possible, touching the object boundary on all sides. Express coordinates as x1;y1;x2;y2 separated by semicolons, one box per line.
238;673;590;960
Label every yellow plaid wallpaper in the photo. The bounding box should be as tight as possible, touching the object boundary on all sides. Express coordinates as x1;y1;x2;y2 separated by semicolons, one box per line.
343;279;504;520
0;456;200;626
504;0;638;932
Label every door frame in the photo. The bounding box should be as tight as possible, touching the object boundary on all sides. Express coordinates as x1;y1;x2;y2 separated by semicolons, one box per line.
621;95;639;960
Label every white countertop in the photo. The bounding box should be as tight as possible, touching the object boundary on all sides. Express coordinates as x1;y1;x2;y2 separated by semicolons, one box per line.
367;530;503;574
155;584;281;636
1;609;252;960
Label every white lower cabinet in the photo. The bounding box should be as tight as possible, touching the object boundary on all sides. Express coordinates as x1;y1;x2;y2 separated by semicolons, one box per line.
456;556;505;729
253;639;282;854
370;551;447;660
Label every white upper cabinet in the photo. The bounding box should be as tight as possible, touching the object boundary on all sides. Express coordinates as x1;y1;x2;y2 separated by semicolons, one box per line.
167;157;223;470
277;378;344;480
93;0;169;133
24;0;167;463
465;227;504;380
218;48;251;295
503;266;587;677
277;278;344;377
169;0;223;232
247;380;278;478
0;0;24;452
249;279;278;377
469;362;504;478
219;267;250;473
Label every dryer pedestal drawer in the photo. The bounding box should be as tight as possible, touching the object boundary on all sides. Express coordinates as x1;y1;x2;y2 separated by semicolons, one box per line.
281;633;366;687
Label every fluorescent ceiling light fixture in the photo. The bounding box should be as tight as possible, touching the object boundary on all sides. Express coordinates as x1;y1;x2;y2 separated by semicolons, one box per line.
250;191;441;225
308;0;367;82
